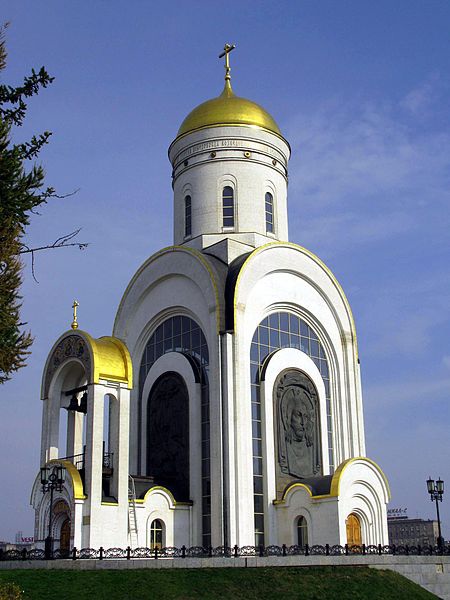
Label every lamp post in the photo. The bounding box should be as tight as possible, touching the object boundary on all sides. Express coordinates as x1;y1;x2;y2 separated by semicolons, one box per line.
40;465;65;559
426;477;445;550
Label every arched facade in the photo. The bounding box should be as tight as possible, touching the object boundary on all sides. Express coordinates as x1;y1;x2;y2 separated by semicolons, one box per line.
31;60;390;553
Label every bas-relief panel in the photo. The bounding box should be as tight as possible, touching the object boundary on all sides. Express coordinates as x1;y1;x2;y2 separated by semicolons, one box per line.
274;370;322;497
44;335;91;398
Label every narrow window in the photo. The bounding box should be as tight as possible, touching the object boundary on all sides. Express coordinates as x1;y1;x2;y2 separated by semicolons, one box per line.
297;516;308;546
184;195;192;237
150;519;164;549
265;192;274;233
222;186;234;228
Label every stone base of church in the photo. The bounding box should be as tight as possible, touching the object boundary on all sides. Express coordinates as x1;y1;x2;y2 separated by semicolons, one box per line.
2;555;449;600
273;457;390;547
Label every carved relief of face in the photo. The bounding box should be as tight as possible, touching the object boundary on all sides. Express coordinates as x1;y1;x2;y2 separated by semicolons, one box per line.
290;407;305;441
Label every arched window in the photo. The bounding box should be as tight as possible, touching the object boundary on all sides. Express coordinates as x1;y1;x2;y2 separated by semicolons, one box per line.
250;311;332;546
265;192;274;233
139;316;211;548
297;516;308;546
184;195;192;237
222;186;234;228
150;519;164;549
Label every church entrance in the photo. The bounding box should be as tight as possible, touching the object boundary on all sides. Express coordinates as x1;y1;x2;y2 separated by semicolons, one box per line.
60;518;71;552
346;513;362;546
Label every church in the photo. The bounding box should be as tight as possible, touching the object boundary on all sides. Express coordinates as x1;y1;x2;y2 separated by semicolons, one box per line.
30;46;390;553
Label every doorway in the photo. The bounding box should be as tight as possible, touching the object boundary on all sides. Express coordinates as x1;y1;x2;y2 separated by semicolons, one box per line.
346;513;362;546
60;518;71;552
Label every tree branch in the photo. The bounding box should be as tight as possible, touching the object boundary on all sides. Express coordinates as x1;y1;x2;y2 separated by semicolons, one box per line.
19;228;89;255
18;229;89;282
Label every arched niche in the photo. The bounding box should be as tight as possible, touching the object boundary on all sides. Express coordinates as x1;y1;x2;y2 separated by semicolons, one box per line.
147;372;190;501
46;359;88;464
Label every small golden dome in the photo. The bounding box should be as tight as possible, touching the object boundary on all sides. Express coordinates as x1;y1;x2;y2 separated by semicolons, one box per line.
177;80;282;138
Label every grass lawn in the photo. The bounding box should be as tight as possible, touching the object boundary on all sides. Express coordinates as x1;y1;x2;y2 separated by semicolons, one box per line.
0;566;438;600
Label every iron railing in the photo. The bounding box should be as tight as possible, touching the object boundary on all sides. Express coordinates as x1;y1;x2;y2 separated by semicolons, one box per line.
1;543;449;561
58;451;114;471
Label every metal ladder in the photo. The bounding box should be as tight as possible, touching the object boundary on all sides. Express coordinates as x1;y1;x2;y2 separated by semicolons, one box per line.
128;475;139;548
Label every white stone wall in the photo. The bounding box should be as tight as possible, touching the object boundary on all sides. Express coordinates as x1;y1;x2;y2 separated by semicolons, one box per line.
225;242;366;546
113;247;226;545
168;126;290;248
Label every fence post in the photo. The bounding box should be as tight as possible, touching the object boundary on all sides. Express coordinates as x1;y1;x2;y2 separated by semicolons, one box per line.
362;544;366;556
282;544;287;557
378;544;382;556
181;545;186;559
418;544;421;556
234;545;238;558
21;548;27;560
392;544;396;555
0;549;3;561
126;546;131;560
99;546;104;560
208;546;213;558
154;547;158;560
405;545;409;556
259;545;264;557
305;544;309;557
345;544;349;556
325;544;330;556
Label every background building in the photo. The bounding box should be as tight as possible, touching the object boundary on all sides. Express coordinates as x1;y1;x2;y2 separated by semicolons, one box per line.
388;510;439;547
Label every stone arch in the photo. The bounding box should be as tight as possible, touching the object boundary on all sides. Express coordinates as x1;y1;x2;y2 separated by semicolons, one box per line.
43;358;88;464
40;331;132;466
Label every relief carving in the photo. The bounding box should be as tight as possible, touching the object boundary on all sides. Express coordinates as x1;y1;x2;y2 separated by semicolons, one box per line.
44;335;91;398
276;370;321;480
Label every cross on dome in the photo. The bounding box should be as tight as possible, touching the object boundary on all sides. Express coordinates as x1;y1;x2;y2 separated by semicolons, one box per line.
71;300;79;330
219;43;236;82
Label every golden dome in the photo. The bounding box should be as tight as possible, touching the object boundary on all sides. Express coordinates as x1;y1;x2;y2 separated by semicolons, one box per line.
177;80;282;138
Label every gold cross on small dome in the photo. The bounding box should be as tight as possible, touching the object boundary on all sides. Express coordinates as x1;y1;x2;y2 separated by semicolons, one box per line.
71;300;79;330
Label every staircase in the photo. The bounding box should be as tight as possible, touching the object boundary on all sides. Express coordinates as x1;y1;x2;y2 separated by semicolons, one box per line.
128;475;139;548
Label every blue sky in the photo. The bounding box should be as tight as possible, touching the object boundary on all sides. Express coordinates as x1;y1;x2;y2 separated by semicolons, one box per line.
1;1;449;541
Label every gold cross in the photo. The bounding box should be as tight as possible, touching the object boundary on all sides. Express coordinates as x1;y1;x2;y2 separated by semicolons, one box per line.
219;43;236;81
71;300;79;330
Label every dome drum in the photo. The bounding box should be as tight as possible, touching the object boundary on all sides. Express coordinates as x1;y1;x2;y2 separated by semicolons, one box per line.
169;130;289;184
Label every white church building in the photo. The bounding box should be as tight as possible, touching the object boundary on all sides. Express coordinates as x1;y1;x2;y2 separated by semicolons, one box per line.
31;47;390;553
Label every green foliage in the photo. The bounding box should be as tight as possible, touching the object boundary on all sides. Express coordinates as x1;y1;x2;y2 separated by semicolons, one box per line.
0;23;54;383
0;582;25;600
0;567;439;600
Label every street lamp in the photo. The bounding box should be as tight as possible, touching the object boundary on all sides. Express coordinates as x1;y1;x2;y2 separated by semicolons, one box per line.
40;465;65;559
426;477;445;550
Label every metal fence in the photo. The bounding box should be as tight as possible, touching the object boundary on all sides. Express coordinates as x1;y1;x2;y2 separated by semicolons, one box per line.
1;543;450;561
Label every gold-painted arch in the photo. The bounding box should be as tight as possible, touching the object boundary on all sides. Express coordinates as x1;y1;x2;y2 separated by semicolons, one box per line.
329;457;391;500
135;485;192;507
42;330;133;397
233;241;359;358
48;459;86;500
82;332;133;388
275;457;390;504
113;245;222;334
